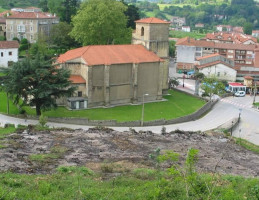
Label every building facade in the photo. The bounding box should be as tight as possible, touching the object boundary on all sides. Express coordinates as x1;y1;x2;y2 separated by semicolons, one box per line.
132;17;170;94
0;41;19;67
57;45;165;109
195;54;237;82
6;12;59;43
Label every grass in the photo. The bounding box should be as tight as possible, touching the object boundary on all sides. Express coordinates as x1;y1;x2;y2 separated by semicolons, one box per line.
254;102;259;107
0;90;205;122
235;138;259;154
21;90;205;122
170;30;206;39
0;125;16;148
0;168;258;199
29;145;68;163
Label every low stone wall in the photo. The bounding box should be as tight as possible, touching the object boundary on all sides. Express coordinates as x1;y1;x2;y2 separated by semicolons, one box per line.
42;100;218;127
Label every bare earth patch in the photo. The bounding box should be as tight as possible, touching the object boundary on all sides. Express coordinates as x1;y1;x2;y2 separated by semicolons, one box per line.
0;127;259;177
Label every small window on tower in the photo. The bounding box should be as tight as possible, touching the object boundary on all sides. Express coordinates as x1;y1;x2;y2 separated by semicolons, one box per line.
141;27;144;36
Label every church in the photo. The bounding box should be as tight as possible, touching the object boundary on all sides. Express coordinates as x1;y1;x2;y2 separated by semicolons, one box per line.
57;17;170;109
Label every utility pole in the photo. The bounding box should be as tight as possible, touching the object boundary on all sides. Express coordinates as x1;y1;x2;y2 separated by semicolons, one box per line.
253;82;257;104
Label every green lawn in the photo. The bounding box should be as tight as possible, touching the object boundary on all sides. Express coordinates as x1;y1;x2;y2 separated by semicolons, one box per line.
254;102;259;107
0;90;206;122
170;30;206;39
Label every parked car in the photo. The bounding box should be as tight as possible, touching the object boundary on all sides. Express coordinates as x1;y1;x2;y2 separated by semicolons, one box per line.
234;91;246;97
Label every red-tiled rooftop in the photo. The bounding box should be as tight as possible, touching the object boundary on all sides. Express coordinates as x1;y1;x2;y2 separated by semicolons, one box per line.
196;53;220;61
58;44;162;66
0;41;19;49
135;17;170;24
176;37;257;50
229;82;245;87
244;76;253;80
7;12;57;19
196;60;235;70
69;75;86;84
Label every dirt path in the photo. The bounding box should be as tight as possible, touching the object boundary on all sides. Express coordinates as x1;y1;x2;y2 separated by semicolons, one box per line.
0;127;259;176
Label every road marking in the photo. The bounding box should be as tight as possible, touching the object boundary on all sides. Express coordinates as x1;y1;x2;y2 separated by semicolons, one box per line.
220;99;251;109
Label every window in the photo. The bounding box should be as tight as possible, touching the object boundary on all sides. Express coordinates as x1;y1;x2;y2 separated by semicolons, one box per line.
17;25;25;32
195;52;201;57
228;50;233;53
227;55;233;58
246;61;252;64
78;91;82;97
9;51;12;56
10;26;13;31
0;26;2;31
30;26;33;31
30;35;33;41
141;27;144;36
1;52;3;57
217;72;220;77
247;51;253;54
196;47;201;51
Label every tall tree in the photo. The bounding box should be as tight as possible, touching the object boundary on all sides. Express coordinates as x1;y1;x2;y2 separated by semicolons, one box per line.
70;0;131;45
47;0;80;23
49;22;80;50
200;76;225;101
0;56;76;116
243;22;253;35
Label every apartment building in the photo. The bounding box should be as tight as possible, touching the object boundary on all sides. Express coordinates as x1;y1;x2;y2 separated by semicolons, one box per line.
176;37;259;81
6;11;59;43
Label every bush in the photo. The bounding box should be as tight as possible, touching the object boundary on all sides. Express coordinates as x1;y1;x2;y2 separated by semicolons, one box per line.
39;114;48;127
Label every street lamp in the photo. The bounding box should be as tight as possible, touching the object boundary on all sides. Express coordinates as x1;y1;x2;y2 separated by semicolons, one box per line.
141;93;149;126
238;108;242;123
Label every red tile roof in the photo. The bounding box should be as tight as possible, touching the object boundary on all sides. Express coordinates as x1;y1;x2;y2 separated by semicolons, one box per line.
176;37;257;50
69;75;86;84
229;82;244;87
196;53;220;61
0;41;19;49
7;12;57;19
244;76;253;80
196;60;235;70
58;44;162;66
135;17;170;24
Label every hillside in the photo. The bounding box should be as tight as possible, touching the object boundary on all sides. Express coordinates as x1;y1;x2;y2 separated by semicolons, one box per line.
0;0;40;9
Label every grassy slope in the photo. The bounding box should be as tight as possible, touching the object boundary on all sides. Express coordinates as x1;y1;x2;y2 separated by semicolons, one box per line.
0;170;258;200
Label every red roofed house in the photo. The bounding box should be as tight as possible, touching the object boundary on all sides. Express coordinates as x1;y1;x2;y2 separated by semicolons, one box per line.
0;40;19;67
175;37;259;81
5;11;59;43
57;44;165;109
195;54;237;82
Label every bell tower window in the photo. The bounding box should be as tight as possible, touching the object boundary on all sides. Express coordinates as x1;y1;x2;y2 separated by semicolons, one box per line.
141;27;144;36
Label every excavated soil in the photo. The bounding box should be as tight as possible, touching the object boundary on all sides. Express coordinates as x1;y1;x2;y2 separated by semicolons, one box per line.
0;127;259;176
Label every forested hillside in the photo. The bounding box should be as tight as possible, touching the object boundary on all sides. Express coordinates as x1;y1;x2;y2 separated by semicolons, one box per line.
0;0;40;9
136;0;259;30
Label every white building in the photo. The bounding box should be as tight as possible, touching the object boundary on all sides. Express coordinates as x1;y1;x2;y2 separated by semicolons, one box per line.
182;26;190;32
195;54;237;82
0;41;19;67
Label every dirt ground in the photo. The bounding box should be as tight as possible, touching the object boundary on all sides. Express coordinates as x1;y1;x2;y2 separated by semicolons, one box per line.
0;127;259;177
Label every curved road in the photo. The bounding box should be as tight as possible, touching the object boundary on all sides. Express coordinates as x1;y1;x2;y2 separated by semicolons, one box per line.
1;95;258;145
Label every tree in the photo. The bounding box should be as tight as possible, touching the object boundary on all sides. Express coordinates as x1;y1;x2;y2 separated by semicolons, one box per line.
194;72;204;96
70;0;131;45
200;76;225;101
243;22;253;35
49;22;79;50
168;77;179;89
47;0;80;23
124;4;140;29
0;55;76;116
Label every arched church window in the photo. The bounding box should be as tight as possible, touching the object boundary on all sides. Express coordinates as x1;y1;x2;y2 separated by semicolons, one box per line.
141;27;144;36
